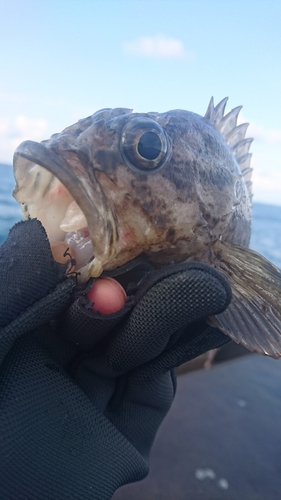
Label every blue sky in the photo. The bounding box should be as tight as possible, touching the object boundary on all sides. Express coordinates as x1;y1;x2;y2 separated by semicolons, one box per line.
1;0;281;205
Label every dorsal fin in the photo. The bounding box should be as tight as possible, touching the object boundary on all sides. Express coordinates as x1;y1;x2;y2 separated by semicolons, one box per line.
205;97;253;197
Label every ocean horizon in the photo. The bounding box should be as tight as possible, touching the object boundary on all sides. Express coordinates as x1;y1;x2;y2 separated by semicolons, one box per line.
1;163;281;269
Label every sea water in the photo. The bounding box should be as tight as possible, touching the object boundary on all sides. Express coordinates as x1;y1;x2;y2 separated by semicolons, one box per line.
0;164;281;268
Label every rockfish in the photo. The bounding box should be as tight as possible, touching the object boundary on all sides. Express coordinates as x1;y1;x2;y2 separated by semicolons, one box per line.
13;98;281;358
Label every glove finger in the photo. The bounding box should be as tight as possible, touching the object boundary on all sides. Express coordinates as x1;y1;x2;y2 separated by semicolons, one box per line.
107;262;231;374
133;325;230;383
55;257;153;351
0;219;68;329
57;292;134;350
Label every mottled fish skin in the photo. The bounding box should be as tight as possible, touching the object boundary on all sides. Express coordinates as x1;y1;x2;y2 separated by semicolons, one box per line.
14;98;281;359
14;103;251;273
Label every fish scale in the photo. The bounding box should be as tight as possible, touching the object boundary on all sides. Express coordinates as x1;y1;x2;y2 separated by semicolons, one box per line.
12;97;281;358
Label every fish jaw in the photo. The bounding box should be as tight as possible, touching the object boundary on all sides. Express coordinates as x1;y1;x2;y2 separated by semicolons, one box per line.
13;140;117;279
12;101;252;283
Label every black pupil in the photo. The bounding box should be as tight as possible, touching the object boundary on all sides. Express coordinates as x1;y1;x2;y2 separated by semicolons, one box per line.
137;131;162;160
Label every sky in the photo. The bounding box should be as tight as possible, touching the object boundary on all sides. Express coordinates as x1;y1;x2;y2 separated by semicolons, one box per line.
1;0;281;205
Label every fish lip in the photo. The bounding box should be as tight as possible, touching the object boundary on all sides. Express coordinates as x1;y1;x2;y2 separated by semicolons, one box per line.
13;139;115;272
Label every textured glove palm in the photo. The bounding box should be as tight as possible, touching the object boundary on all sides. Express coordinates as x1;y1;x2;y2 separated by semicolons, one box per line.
0;219;231;499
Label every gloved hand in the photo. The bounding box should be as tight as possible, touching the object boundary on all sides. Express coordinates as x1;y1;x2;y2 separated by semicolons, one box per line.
0;219;231;500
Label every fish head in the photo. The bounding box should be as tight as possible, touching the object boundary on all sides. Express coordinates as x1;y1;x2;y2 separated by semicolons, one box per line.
13;103;246;282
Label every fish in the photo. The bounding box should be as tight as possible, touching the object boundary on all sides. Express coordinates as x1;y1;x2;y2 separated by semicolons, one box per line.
12;98;281;359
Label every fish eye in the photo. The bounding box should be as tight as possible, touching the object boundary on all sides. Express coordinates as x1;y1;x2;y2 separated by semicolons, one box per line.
120;117;170;174
138;131;162;160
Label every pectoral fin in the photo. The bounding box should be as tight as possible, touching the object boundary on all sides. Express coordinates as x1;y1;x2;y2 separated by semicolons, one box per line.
208;241;281;359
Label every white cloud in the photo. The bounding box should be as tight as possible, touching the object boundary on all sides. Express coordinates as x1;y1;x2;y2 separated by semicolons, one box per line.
251;158;281;206
14;115;48;140
246;122;281;145
123;34;193;61
238;113;281;145
0;89;27;104
0;115;48;164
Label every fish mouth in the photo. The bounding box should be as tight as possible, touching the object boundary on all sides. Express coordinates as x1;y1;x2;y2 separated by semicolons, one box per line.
13;140;116;281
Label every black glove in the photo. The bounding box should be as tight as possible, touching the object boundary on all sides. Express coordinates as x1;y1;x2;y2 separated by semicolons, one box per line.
0;219;231;500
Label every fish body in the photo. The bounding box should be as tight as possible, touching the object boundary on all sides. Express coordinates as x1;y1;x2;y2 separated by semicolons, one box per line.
13;98;281;358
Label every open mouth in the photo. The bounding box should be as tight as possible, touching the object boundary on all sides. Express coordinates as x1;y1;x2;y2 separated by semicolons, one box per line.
13;140;114;281
49;200;95;270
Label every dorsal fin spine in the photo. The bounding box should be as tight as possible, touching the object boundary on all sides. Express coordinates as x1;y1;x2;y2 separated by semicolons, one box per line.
205;97;254;198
